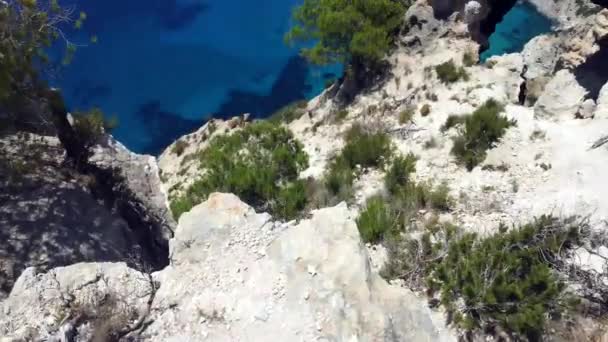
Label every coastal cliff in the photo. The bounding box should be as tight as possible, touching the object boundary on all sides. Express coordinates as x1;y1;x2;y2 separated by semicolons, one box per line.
2;0;608;341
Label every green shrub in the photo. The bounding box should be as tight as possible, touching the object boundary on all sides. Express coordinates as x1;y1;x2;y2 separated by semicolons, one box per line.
274;180;308;220
420;104;431;117
72;108;117;149
435;60;469;84
451;99;515;170
171;121;309;220
440;114;466;132
385;154;417;194
427;182;451;211
428;216;583;340
383;216;586;340
325;156;355;202
172;140;188;156
268;100;308;124
399;108;414;124
356;196;398;243
342;124;392;169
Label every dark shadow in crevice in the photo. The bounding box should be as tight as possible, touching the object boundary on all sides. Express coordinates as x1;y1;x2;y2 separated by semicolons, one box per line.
574;39;608;100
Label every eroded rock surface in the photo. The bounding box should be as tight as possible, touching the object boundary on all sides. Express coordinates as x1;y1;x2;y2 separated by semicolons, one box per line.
1;194;455;341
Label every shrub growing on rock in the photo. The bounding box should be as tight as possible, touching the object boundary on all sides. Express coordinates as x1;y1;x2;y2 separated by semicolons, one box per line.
325;156;355;201
440;114;467;132
356;196;398;243
451;99;515;170
398;108;414;124
385;153;417;194
171;121;309;220
383;215;587;340
342;124;393;169
420;104;431;117
435;60;469;84
72;108;117;149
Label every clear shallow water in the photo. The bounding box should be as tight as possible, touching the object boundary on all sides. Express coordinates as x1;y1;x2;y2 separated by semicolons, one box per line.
54;0;341;154
480;1;553;62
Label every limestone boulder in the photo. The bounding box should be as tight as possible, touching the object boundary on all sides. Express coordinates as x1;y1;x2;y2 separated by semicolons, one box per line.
1;194;456;341
522;35;559;79
534;69;588;120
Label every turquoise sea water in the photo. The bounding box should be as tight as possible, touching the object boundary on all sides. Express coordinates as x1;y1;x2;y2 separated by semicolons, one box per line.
56;1;550;154
55;0;340;154
480;1;553;62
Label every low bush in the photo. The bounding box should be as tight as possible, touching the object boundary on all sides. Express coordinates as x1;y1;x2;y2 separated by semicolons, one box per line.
440;114;467;132
399;108;414;124
72;108;117;149
451;99;515;170
341;124;392;169
321;124;393;203
426;182;451;211
325;156;355;201
420;104;431;117
435;60;468;84
385;153;417;195
383;216;587;340
171;121;309;220
356;196;398;243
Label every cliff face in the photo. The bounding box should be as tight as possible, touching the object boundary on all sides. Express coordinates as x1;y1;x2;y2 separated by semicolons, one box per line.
3;0;608;341
0;98;175;299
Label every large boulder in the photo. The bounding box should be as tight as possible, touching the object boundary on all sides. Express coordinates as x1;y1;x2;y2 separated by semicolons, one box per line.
144;193;454;341
534;69;588;120
522;35;560;79
1;194;456;341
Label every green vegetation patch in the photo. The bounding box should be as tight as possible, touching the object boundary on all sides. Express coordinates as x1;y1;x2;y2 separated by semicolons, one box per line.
356;154;453;243
435;59;469;84
451;99;515;170
171;121;309;220
320;124;393;205
72;108;117;149
384;216;585;340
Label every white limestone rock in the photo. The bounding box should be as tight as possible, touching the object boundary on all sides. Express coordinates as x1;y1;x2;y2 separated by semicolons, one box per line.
0;263;152;341
464;1;483;24
522;35;559;79
1;194;456;341
534;69;588;120
578;98;596;119
595;82;608;119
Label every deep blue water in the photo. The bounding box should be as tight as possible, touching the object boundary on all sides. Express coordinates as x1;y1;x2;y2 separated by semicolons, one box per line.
480;1;553;62
54;0;340;154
